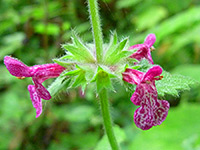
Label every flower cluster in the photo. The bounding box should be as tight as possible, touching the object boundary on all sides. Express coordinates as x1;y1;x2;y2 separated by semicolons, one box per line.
4;56;65;118
4;33;169;130
123;34;170;130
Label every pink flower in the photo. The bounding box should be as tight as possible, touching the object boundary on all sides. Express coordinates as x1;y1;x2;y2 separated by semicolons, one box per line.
129;34;156;64
123;66;170;130
4;56;65;118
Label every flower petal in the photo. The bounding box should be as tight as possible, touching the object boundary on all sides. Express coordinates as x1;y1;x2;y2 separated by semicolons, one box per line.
131;82;157;105
132;82;169;130
144;34;156;48
143;66;163;82
134;105;154;130
131;84;145;105
129;44;154;64
28;85;42;118
30;64;65;79
4;56;31;77
122;68;144;85
152;100;170;126
146;50;154;64
129;44;146;51
129;45;148;60
32;78;51;100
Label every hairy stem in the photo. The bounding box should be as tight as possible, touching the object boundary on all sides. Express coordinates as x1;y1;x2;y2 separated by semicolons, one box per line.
99;89;120;150
88;0;103;63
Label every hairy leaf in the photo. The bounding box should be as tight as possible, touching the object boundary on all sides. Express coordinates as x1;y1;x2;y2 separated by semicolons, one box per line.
95;67;114;93
104;37;129;65
156;71;198;97
104;32;118;62
53;58;74;67
48;76;71;98
62;34;95;63
72;70;87;92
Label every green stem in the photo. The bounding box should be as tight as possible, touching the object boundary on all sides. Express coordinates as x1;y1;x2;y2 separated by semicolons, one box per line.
99;89;120;150
88;0;103;63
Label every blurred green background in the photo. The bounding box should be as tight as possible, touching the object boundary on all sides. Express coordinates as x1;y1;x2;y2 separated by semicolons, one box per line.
0;0;200;149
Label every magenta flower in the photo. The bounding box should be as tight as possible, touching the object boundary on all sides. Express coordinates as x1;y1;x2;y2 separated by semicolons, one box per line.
122;66;170;130
129;34;156;64
4;56;65;118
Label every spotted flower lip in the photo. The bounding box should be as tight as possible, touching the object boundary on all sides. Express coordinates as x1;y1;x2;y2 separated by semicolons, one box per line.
129;34;156;64
123;66;170;130
4;56;65;118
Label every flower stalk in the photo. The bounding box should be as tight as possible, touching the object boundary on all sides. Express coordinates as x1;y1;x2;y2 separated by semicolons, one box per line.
99;88;120;150
88;0;120;148
88;0;103;63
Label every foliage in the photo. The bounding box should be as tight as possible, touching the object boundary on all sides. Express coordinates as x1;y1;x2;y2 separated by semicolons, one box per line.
156;71;198;97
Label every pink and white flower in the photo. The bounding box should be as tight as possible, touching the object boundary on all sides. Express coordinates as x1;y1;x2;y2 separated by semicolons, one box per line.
129;34;156;64
123;66;170;130
4;56;65;118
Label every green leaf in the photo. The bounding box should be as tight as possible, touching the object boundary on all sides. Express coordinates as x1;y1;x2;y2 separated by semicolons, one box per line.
53;58;74;67
71;32;95;62
71;32;88;50
63;69;81;76
63;43;95;63
136;59;154;72
62;45;83;61
95;125;126;150
77;64;97;82
58;54;79;63
104;32;118;61
156;71;198;97
98;65;119;79
105;37;129;65
48;76;71;98
72;70;87;91
62;65;91;91
95;67;114;93
114;38;128;54
109;49;135;65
